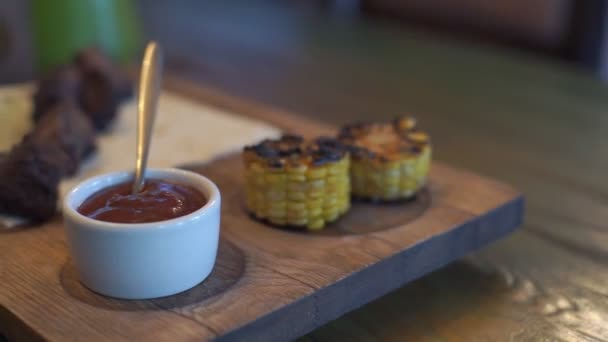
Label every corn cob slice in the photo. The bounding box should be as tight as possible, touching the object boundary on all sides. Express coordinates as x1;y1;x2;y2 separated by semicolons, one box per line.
243;135;350;231
338;117;431;201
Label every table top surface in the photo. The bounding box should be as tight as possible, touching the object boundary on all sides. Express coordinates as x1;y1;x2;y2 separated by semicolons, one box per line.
138;2;608;341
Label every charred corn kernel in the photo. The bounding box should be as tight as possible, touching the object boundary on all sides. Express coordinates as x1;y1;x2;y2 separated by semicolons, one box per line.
306;167;327;179
287;208;308;217
269;217;286;226
327;183;347;193
287;201;306;211
266;173;287;182
383;178;400;188
327;166;343;175
338;116;432;201
287;182;307;192
287;192;307;201
243;135;350;231
400;162;415;176
323;196;338;207
309;179;325;189
306;197;324;207
340;201;351;212
286;164;308;174
323;202;338;212
401;178;418;189
288;214;308;223
324;209;339;222
307;190;325;198
268;202;287;210
383;188;400;199
266;191;286;201
383;169;400;179
287;174;307;182
268;208;287;218
287;206;308;217
289;218;308;226
326;176;341;185
309;207;323;217
307;218;325;230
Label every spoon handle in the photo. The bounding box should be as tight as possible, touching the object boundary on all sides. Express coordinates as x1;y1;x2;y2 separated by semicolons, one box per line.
133;42;163;193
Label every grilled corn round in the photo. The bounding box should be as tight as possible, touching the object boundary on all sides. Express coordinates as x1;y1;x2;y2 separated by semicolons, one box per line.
338;117;431;201
243;135;350;231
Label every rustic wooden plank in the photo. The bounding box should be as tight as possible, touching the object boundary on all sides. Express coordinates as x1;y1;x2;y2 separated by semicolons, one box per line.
0;118;521;341
0;68;522;341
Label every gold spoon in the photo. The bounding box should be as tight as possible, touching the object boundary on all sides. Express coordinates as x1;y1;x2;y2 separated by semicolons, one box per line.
132;41;163;194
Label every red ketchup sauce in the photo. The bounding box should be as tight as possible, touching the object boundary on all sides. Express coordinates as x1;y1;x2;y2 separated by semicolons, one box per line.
77;179;207;223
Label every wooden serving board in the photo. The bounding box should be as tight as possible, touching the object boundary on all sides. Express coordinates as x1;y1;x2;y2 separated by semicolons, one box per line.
0;78;524;342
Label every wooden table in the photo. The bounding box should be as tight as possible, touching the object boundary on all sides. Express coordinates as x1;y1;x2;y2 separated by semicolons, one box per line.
137;2;608;341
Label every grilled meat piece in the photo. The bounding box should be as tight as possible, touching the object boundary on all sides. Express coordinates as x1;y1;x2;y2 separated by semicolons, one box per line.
0;102;96;221
74;48;132;130
32;47;132;131
32;65;82;122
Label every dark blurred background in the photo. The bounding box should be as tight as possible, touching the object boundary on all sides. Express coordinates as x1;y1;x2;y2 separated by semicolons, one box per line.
1;0;607;83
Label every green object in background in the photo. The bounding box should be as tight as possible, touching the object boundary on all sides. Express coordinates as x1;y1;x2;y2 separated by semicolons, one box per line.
31;0;141;73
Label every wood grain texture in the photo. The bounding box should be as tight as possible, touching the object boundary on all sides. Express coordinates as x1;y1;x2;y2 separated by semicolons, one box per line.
0;82;522;341
136;2;608;341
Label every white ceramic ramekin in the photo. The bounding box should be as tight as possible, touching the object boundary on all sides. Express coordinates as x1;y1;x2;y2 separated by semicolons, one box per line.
62;168;221;299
